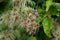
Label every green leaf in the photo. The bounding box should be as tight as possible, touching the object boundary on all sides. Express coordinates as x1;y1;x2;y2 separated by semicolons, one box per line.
27;36;37;40
42;17;53;37
54;3;60;9
0;22;7;31
49;6;58;15
46;0;53;12
35;9;45;23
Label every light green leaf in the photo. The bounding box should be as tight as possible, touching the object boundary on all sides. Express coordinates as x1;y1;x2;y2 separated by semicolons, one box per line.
46;0;53;12
27;36;37;40
42;17;53;37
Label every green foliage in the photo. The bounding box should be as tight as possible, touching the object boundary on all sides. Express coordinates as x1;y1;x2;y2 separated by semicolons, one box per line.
0;0;13;14
0;22;7;31
46;0;53;12
42;17;53;37
0;0;60;40
27;36;37;40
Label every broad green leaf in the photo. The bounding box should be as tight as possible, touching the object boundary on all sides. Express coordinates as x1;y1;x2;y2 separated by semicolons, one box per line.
27;36;37;40
42;17;53;37
46;0;53;12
